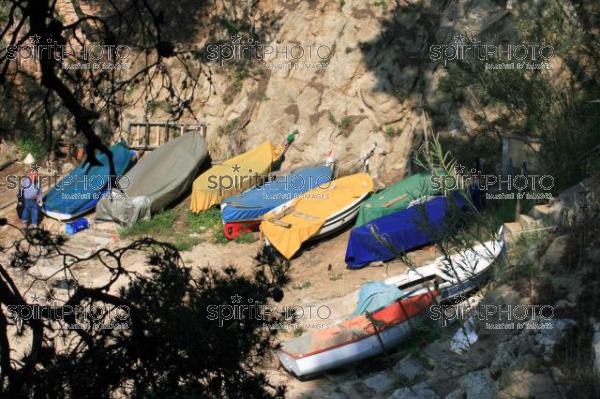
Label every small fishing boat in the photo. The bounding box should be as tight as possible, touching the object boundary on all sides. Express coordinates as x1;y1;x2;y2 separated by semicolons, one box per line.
260;173;373;259
96;132;208;227
277;284;439;379
355;171;443;227
385;229;504;302
42;141;132;221
277;232;504;378
220;161;334;239
345;191;473;268
190;141;284;213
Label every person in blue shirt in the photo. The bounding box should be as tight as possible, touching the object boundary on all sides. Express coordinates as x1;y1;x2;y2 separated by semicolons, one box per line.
20;172;42;227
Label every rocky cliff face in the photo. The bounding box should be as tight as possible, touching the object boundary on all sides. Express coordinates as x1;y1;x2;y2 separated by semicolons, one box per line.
126;0;516;186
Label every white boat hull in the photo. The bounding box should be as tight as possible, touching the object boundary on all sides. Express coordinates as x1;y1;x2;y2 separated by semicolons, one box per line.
278;315;416;378
277;229;505;378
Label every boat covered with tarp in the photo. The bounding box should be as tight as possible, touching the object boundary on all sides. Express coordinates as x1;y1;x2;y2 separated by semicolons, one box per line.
42;141;132;221
190;141;284;213
96;132;208;227
355;171;443;227
260;173;373;259
345;191;473;268
220;163;334;238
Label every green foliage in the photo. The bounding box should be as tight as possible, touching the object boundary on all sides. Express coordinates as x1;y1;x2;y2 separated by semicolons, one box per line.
220;17;240;36
235;232;257;244
212;227;229;244
327;111;337;125
212;228;256;245
187;208;221;231
218;117;241;137
436;0;600;191
17;135;48;161
373;0;387;9
22;240;287;398
119;210;178;238
120;210;207;252
327;111;355;136
222;67;248;105
385;126;401;137
339;116;352;130
173;236;203;251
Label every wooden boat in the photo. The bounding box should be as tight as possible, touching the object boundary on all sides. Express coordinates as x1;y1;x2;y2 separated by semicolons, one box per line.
277;231;504;378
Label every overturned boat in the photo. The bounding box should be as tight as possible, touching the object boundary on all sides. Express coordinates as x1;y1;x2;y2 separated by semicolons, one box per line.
277;283;438;379
385;228;504;302
346;191;474;269
190;141;285;213
260;173;373;259
96;132;208;227
42;141;132;221
220;162;334;239
355;171;443;227
277;232;504;378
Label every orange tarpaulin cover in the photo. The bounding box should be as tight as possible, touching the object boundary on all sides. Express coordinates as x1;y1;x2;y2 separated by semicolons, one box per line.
190;141;283;213
260;173;373;259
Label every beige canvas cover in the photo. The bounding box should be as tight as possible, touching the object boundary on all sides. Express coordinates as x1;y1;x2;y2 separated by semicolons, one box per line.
96;132;207;226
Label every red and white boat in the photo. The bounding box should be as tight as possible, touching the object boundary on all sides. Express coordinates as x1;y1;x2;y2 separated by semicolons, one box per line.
277;285;438;379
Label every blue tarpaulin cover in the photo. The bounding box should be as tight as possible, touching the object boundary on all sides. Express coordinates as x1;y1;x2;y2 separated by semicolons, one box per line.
345;192;471;269
42;142;132;220
352;281;404;316
220;164;332;223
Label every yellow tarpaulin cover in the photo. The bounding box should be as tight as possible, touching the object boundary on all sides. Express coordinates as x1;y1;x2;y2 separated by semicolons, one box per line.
190;141;284;213
260;173;374;259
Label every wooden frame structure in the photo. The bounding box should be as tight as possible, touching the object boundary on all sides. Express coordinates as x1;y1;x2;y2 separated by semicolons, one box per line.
124;120;207;150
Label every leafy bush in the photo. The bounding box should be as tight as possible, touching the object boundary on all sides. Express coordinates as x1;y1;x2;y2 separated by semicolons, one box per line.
119;210;178;238
18;135;48;161
187;208;221;231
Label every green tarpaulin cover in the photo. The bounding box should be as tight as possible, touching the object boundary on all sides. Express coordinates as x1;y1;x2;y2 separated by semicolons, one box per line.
354;171;442;227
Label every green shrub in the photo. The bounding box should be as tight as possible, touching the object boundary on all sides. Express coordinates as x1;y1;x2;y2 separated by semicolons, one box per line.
173;236;203;252
187;208;221;231
18;135;48;161
119;210;178;238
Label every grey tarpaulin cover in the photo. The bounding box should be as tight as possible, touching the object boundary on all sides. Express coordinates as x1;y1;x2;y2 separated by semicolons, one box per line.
96;132;207;226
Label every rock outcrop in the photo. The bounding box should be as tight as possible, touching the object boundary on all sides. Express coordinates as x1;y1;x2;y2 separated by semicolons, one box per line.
125;0;518;185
